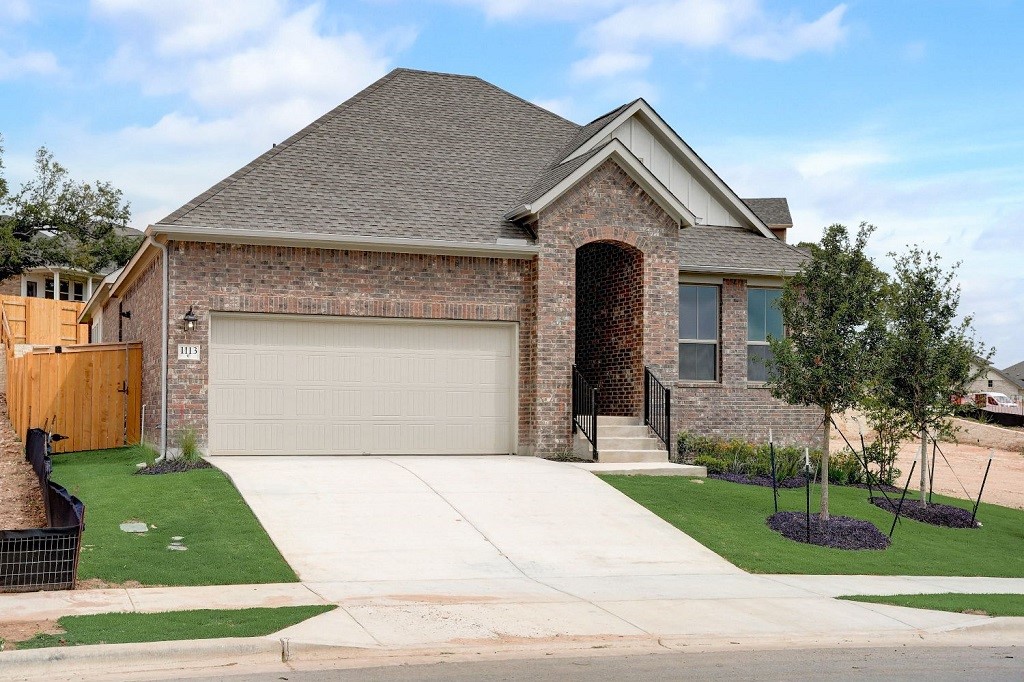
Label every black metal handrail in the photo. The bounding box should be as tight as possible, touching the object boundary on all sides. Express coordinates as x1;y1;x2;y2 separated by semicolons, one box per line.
572;364;598;460
644;367;671;453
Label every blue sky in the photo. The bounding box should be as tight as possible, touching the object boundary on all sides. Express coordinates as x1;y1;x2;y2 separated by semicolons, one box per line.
1;0;1022;366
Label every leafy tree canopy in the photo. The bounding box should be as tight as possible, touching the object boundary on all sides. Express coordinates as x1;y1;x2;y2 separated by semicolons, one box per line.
0;137;141;282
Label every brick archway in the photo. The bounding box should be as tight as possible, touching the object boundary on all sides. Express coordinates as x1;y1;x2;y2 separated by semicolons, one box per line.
575;240;644;417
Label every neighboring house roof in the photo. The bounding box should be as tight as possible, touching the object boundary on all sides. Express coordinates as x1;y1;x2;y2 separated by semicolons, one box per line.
999;361;1024;390
743;198;793;228
679;225;808;276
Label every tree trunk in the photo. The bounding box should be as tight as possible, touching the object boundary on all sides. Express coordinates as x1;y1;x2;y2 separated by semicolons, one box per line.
821;411;831;521
919;426;928;507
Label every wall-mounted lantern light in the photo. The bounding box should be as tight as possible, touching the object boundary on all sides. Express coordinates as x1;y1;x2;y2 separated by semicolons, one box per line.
183;306;198;332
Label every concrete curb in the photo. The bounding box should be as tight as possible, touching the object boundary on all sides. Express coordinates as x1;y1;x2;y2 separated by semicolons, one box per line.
3;617;1024;681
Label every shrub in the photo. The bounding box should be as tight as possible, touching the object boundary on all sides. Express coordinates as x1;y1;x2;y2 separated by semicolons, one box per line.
178;428;201;463
676;431;826;482
693;454;727;474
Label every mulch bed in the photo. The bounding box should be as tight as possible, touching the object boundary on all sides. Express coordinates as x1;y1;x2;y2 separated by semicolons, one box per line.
767;511;891;550
710;472;806;488
869;496;979;528
0;394;47;529
135;459;212;475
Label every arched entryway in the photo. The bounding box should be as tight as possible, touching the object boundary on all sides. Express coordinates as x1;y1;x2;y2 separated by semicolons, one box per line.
575;240;644;417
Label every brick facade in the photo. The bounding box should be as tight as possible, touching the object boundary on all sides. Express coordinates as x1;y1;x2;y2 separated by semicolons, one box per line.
161;242;537;454
575;241;643;416
673;278;824;449
109;253;165;447
534;160;679;455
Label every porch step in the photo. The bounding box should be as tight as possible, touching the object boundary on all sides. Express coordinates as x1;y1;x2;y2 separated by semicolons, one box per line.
601;425;653;438
598;449;669;463
599;436;664;451
596;416;641;426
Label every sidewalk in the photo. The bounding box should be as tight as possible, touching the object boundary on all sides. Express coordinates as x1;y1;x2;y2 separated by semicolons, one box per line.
4;575;1024;680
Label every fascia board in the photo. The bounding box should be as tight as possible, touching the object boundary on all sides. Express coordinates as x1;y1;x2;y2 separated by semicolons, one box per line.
147;224;539;259
567;100;775;239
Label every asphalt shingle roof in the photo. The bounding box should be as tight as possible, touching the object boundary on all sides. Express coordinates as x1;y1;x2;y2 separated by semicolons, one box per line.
160;69;578;242
743;198;792;227
1003;361;1024;390
158;68;800;277
680;225;808;275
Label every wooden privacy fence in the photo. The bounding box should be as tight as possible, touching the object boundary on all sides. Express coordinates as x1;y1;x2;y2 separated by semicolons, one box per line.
6;343;142;453
0;295;89;348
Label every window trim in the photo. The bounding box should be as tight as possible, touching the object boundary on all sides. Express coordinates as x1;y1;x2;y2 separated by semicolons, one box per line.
747;287;784;383
679;283;720;382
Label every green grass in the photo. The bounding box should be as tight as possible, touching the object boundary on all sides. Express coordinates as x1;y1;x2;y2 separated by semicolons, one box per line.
14;605;335;649
51;446;298;586
840;593;1024;617
601;476;1024;576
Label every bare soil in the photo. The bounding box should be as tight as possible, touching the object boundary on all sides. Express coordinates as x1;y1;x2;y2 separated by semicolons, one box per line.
0;394;46;529
832;410;1024;511
0;619;63;650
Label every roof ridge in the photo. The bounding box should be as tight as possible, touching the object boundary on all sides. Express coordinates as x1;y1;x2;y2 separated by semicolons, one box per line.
159;68;406;225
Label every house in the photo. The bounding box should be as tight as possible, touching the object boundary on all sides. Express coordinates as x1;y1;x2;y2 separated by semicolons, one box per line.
0;266;104;302
967;359;1024;403
78;68;820;460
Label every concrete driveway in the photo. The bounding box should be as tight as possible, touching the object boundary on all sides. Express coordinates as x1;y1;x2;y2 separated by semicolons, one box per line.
200;455;1010;650
208;455;739;584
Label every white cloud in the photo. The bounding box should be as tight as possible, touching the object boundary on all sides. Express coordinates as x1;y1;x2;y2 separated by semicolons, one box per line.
590;1;848;61
450;0;623;20
0;48;58;79
0;0;31;23
531;97;574;119
570;51;650;80
794;144;893;178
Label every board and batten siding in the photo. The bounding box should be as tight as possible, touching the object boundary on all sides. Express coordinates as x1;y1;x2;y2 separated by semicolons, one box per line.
592;116;743;228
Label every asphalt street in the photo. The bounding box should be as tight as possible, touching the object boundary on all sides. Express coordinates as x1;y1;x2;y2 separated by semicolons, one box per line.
171;645;1022;682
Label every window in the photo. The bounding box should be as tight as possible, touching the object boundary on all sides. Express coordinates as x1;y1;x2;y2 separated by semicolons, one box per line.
679;284;718;380
72;281;84;301
748;288;783;382
44;279;54;299
988;379;994;388
59;279;70;301
25;281;37;297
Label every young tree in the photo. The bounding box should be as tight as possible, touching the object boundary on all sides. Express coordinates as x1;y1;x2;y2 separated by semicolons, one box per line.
0;140;139;281
875;248;987;506
767;223;884;520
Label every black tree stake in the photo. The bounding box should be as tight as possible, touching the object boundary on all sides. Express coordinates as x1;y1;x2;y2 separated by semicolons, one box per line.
889;460;917;538
971;451;994;527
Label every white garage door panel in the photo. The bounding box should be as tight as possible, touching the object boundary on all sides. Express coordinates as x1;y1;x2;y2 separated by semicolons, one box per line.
208;315;516;455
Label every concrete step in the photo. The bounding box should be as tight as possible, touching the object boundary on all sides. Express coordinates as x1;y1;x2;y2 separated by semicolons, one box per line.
597;449;670;464
599;436;664;451
573;462;707;477
600;425;653;438
596;416;641;426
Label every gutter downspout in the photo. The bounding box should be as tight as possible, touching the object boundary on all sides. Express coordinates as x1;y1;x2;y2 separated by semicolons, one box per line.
150;238;170;462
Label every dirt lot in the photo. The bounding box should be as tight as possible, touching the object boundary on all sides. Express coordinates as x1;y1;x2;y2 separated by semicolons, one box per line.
832;411;1024;511
0;394;46;529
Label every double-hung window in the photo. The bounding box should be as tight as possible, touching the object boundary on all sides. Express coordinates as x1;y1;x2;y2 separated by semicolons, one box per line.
747;288;783;382
679;284;718;381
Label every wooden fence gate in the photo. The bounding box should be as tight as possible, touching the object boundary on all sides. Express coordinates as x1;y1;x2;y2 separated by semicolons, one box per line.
6;343;142;453
0;295;89;347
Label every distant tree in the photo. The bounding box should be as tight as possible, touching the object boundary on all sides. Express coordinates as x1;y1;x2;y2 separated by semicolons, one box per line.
874;248;988;506
767;223;885;520
0;139;139;282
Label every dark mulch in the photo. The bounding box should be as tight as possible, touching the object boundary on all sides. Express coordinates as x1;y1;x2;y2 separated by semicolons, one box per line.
766;511;891;550
870;496;979;529
710;472;806;488
135;459;212;475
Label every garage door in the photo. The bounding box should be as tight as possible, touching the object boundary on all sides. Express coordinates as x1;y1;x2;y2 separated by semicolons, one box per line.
208;314;517;455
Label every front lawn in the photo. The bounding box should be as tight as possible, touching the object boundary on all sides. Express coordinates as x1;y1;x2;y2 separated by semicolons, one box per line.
601;476;1024;576
52;446;297;586
12;605;335;649
840;593;1024;617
